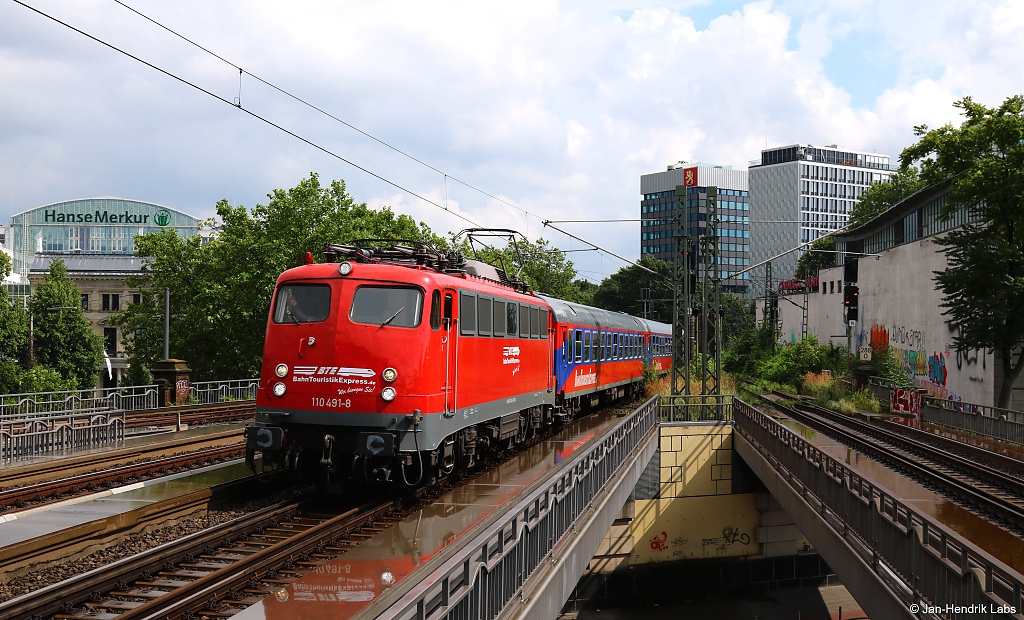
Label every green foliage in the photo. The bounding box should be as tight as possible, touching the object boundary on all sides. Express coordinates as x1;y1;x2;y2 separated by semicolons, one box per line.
114;173;449;381
473;237;587;303
723;311;776;377
122;357;154;387
0;290;29;365
901;95;1024;408
754;335;849;387
847;166;926;229
875;348;913;388
17;366;78;393
591;255;673;322
835;390;881;415
29;260;104;390
795;235;835;280
0;360;19;393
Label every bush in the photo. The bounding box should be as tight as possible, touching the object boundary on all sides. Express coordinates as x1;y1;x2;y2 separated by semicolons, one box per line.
801;371;842;403
875;348;913;388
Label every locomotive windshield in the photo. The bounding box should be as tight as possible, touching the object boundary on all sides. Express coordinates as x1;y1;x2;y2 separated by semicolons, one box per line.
273;284;331;324
350;286;423;328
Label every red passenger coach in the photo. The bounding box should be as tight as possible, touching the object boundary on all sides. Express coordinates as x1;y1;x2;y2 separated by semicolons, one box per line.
246;239;669;487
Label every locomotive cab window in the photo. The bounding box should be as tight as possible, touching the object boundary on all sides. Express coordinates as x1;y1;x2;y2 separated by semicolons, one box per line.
274;284;331;324
350;286;423;328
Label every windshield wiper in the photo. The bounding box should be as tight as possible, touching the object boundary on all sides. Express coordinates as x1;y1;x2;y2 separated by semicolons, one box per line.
381;307;405;327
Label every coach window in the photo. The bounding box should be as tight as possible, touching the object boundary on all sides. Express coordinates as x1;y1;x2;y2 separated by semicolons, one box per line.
478;297;493;336
507;302;518;336
460;292;477;335
520;304;530;338
349;286;422;328
611;334;618;360
574;329;583;363
584;331;591;362
539;309;549;339
493;300;506;336
600;332;606;361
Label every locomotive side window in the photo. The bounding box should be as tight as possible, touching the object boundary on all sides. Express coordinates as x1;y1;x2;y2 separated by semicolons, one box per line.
519;304;530;338
350;286;424;328
507;303;518;335
540;309;549;339
493;300;506;336
430;290;441;330
273;284;331;324
478;297;493;336
531;307;542;338
460;292;477;335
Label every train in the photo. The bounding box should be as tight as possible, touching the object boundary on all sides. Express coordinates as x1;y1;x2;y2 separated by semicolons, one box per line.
244;235;671;487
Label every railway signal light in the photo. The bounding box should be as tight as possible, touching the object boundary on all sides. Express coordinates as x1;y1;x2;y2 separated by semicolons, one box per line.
844;285;859;321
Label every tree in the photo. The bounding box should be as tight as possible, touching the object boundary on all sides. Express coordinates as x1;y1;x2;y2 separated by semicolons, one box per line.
115;173;448;380
472;237;587;303
0;252;29;365
795;235;836;280
29;260;104;390
591;255;674;322
900;95;1024;408
847;166;926;229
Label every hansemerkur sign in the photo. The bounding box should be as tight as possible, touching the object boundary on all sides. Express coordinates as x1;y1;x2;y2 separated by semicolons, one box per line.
42;209;171;226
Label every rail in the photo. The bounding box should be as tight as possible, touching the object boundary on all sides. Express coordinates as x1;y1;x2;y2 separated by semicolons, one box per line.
659;393;733;422
868;376;1024;444
735;398;1024;619
364;396;660;619
0;385;158;419
188;378;260;404
1;412;124;463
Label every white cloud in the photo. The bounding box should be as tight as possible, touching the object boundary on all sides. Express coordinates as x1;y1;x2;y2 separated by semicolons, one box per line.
1;0;1022;281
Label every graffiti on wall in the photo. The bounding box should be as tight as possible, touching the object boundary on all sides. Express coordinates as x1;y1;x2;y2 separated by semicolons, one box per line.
701;526;751;556
649;530;690;558
863;320;991;404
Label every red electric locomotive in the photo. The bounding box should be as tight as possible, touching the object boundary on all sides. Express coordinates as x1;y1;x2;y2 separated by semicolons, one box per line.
245;237;670;487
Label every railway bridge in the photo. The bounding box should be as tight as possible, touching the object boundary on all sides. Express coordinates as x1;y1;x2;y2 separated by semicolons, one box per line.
318;394;1024;620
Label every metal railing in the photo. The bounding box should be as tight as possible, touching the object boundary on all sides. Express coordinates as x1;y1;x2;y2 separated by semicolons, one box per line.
735;398;1024;619
364;396;660;619
659;393;733;422
868;376;1024;444
2;412;124;462
0;385;158;419
188;379;260;404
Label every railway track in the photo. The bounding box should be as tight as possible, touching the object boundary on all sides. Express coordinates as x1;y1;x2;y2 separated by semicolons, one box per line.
0;427;244;494
0;443;244;515
124;402;254;431
758;388;1024;532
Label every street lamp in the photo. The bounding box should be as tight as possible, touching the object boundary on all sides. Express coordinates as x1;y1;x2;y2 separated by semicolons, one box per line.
28;305;75;368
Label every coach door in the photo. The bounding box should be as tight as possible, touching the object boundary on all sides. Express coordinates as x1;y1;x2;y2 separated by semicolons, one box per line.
442;289;457;416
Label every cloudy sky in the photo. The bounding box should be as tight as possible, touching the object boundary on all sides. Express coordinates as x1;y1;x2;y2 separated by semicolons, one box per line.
2;0;1022;283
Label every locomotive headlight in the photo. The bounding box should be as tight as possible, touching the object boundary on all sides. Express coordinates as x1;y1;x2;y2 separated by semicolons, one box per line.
380;569;395;586
338;261;353;276
275;363;289;378
382;367;397;382
272;382;287;397
381;387;397;402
